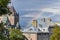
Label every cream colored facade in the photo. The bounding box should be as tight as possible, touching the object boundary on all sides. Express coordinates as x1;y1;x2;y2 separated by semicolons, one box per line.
32;20;37;27
8;15;15;25
0;14;17;25
23;33;37;40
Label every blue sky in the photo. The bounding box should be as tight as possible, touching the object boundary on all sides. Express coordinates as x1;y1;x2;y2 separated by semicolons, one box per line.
11;0;60;28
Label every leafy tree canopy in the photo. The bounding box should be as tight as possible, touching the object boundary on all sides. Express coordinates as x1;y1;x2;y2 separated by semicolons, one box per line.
0;0;10;7
50;25;60;40
0;0;10;16
9;28;24;40
0;23;8;40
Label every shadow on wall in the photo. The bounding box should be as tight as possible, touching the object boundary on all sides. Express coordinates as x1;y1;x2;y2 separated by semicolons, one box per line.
23;35;28;40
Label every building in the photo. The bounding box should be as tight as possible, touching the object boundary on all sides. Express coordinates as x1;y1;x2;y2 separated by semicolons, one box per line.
22;18;55;40
0;1;19;28
8;6;19;28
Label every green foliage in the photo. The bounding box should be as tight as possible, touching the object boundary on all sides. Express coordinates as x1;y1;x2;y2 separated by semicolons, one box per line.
0;23;4;30
8;28;24;40
0;0;10;7
50;25;60;40
0;0;24;40
0;23;24;40
0;0;10;16
0;23;8;40
0;0;10;39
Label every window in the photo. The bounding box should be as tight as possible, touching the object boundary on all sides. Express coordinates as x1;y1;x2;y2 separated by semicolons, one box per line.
39;24;42;27
43;29;45;31
38;29;41;31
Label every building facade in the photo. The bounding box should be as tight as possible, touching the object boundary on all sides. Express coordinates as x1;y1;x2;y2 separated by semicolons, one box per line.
22;18;55;40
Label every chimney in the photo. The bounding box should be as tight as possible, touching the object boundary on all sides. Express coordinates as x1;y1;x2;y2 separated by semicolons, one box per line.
32;20;37;28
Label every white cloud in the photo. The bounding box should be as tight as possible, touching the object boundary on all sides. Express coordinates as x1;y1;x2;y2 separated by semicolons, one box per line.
20;6;60;27
20;11;41;18
21;15;35;17
41;8;60;14
55;3;60;4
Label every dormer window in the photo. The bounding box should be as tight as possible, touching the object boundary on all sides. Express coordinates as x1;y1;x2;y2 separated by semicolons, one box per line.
29;28;33;31
39;24;42;27
43;29;45;31
38;29;41;31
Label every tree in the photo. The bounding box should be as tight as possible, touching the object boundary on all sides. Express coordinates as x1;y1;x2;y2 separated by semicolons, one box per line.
8;28;24;40
0;0;24;40
0;0;10;40
50;25;60;40
0;23;8;40
0;0;10;16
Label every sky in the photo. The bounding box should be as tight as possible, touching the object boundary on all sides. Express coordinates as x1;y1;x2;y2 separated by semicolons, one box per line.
11;0;60;28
